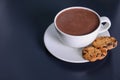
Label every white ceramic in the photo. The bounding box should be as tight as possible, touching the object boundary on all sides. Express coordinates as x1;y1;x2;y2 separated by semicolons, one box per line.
54;7;111;48
44;23;110;63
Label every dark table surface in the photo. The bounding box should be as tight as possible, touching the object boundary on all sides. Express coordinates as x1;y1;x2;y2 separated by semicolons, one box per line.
0;0;120;80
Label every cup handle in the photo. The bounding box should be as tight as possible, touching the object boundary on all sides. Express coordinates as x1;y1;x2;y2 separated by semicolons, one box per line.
98;16;111;33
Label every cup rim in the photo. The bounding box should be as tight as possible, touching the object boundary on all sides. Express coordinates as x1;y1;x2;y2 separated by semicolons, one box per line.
54;6;101;37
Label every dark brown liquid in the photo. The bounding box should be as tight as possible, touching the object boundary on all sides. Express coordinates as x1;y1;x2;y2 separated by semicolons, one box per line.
56;8;99;35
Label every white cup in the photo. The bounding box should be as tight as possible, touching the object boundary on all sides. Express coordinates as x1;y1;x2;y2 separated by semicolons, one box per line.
54;7;111;48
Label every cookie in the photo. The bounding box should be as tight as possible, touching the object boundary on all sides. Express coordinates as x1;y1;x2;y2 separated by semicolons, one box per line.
92;36;118;50
82;46;107;62
82;36;118;62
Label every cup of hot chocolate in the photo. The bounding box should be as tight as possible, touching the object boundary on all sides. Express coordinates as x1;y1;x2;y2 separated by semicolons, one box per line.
54;7;111;48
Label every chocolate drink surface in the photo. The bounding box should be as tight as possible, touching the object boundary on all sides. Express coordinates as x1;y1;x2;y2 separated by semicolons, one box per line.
56;8;99;35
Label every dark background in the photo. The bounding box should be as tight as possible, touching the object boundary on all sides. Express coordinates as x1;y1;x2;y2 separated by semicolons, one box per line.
0;0;120;80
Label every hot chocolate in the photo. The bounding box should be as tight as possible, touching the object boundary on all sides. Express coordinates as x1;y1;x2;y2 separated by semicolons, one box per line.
56;8;99;35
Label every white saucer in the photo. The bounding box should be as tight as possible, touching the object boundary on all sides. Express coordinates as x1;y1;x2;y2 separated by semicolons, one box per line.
44;23;110;63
